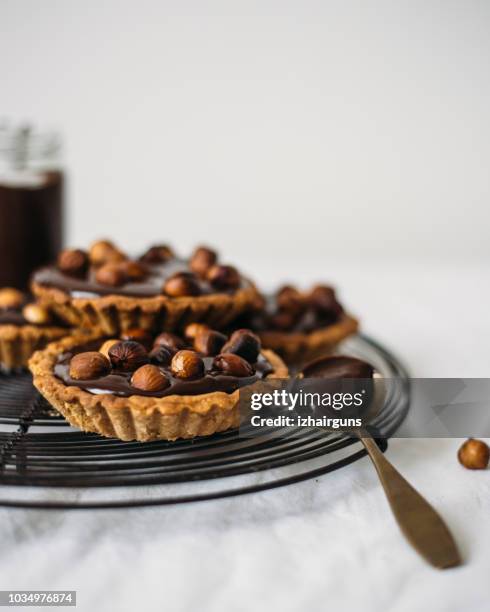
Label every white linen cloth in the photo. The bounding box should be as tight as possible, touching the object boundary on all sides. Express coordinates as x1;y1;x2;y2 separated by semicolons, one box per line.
0;260;488;612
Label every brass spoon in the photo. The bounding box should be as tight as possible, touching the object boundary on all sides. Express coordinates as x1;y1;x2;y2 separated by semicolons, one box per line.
301;357;462;569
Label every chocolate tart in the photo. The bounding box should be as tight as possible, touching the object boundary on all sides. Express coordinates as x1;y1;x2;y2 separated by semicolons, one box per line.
31;242;260;335
29;328;288;442
241;285;358;367
0;288;69;370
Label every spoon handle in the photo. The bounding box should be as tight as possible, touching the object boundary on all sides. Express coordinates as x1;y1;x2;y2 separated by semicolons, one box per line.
359;431;462;569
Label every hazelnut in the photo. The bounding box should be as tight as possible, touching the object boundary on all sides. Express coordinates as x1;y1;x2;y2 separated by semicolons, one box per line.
139;244;174;264
194;329;227;356
69;351;111;380
212;353;254;377
99;339;119;360
458;438;490;470
95;263;127;287
121;328;153;350
89;239;126;267
269;311;296;331
276;285;305;316
119;260;147;281
149;344;174;366
131;364;170;392
207;265;241;290
153;332;186;352
108;341;149;372
0;287;24;310
22;303;51;325
171;350;205;380
221;329;261;364
308;285;343;319
189;246;217;278
57;248;89;277
163;272;201;297
184;323;210;340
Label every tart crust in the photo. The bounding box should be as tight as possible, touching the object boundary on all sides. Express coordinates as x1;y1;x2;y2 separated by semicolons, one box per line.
257;313;359;367
0;324;69;370
32;281;260;335
29;332;288;442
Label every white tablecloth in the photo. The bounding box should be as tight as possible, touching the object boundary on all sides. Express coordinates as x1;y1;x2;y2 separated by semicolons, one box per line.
1;261;489;612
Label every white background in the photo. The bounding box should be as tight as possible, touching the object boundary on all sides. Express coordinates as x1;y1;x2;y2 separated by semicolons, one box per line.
1;0;490;270
1;2;490;611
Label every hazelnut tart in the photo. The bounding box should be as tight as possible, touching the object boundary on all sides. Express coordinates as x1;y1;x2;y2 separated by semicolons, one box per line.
29;327;287;442
31;241;261;335
0;288;70;370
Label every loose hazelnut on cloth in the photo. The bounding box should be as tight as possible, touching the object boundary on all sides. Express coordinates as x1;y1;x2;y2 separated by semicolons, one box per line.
22;304;51;325
57;248;89;277
69;352;111;380
213;353;254;377
171;350;205;380
108;341;149;371
0;287;24;310
458;438;490;470
131;364;170;392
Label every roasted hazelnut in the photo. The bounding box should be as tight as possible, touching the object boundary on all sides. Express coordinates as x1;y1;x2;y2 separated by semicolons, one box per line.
153;332;186;352
207;265;241;290
119;260;148;281
121;328;153;350
184;322;210;340
95;263;127;287
108;341;149;372
57;248;89;277
269;311;297;331
69;351;111;380
308;285;343;319
221;329;261;364
99;339;119;360
171;350;205;380
458;438;490;470
163;272;201;297
276;285;305;316
0;288;24;310
189;246;217;278
22;303;51;325
213;353;254;377
194;329;227;356
89;239;126;267
131;364;170;392
149;344;175;366
139;244;174;263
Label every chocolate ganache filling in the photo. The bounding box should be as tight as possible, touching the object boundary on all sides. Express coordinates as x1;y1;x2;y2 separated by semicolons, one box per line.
54;340;273;398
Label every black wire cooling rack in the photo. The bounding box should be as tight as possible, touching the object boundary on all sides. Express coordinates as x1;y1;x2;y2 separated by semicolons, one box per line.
0;335;410;509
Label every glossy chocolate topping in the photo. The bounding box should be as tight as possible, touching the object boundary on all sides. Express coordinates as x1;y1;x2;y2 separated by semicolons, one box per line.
33;257;246;298
54;341;273;398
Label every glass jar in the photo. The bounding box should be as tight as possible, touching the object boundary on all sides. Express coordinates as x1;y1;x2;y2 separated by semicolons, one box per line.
0;123;64;289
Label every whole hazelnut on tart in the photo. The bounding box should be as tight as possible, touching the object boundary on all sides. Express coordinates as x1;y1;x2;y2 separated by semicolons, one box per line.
69;351;111;380
108;340;149;372
149;344;174;366
95;263;127;287
121;328;153;350
276;285;305;316
0;287;24;310
89;239;127;267
458;438;490;470
194;329;227;356
269;310;297;331
308;285;343;319
99;339;119;360
118;260;148;282
22;303;51;325
57;248;89;278
189;246;218;278
153;332;186;352
184;323;210;340
139;244;174;264
131;364;170;392
171;350;205;380
221;329;261;364
212;353;254;377
207;265;241;290
163;272;201;297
